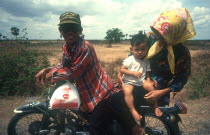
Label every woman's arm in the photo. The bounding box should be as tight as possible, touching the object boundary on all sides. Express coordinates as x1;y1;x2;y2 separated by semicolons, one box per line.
170;46;191;92
144;87;171;100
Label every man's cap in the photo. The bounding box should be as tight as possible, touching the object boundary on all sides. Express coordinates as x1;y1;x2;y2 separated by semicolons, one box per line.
58;12;81;26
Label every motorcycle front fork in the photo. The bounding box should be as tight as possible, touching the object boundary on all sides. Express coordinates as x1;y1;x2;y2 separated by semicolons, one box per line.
58;111;66;127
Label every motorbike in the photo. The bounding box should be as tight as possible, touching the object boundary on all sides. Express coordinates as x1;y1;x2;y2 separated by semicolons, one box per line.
7;80;187;135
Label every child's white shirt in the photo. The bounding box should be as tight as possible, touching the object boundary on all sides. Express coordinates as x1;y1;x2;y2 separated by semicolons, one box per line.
122;55;151;86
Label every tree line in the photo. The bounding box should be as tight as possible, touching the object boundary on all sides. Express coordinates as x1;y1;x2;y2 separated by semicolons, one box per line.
0;27;28;41
0;27;131;43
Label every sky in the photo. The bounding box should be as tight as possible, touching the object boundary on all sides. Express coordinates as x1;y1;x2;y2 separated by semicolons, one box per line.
0;0;210;40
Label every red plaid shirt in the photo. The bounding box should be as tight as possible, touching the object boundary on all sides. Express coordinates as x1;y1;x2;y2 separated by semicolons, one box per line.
51;37;114;111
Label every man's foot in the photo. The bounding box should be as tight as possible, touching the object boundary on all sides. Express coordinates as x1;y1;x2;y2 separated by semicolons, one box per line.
131;109;142;122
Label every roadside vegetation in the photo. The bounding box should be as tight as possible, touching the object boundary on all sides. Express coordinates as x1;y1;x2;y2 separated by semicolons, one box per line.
0;27;209;100
0;44;49;96
185;51;210;99
0;27;50;96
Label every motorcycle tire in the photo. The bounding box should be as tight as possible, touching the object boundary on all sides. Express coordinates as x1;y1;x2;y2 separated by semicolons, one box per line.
144;114;172;135
7;112;56;135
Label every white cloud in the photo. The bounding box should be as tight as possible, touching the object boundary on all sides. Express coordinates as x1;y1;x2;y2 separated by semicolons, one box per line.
191;6;210;27
115;0;182;36
26;13;60;39
190;6;210;39
82;15;102;28
0;0;209;39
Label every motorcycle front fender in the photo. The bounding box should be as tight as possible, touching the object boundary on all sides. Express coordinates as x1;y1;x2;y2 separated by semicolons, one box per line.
14;101;48;114
161;113;182;135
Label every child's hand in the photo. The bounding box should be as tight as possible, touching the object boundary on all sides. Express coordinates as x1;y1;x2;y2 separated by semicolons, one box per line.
132;71;142;78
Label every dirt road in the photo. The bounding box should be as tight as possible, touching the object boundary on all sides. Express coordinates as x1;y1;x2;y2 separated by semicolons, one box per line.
0;96;210;135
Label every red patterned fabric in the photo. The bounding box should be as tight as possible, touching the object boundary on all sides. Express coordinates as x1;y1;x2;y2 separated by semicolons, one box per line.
50;37;115;111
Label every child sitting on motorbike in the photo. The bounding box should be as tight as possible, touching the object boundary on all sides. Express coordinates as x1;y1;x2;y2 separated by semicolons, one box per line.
119;31;162;126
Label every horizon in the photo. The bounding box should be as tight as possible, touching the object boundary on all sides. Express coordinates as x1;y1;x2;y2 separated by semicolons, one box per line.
1;38;210;41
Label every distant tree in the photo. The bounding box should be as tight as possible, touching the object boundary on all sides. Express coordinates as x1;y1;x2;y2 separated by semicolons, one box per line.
0;33;2;40
138;30;146;35
125;33;128;40
105;28;125;47
129;34;133;39
11;27;20;39
3;36;8;40
21;28;28;40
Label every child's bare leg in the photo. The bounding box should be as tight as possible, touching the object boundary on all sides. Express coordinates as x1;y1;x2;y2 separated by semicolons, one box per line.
143;80;155;92
153;100;162;117
130;109;142;122
123;84;142;122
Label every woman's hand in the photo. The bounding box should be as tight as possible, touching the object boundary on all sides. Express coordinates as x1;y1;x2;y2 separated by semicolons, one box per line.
35;68;51;84
144;88;171;101
144;90;163;100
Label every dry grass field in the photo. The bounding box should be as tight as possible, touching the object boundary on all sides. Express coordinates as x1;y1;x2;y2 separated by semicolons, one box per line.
0;41;210;134
37;43;131;66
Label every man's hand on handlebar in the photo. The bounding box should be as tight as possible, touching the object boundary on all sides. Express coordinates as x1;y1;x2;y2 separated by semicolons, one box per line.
35;68;52;84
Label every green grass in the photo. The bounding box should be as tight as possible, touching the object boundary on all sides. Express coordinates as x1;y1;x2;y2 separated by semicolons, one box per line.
0;44;50;96
186;52;210;99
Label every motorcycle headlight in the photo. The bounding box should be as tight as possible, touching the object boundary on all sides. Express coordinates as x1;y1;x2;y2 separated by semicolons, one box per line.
169;114;176;123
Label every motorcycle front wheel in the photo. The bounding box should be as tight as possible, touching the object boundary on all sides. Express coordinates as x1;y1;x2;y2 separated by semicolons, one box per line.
7;112;58;135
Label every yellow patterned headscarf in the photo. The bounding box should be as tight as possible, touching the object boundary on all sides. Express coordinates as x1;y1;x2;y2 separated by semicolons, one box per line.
146;8;196;74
